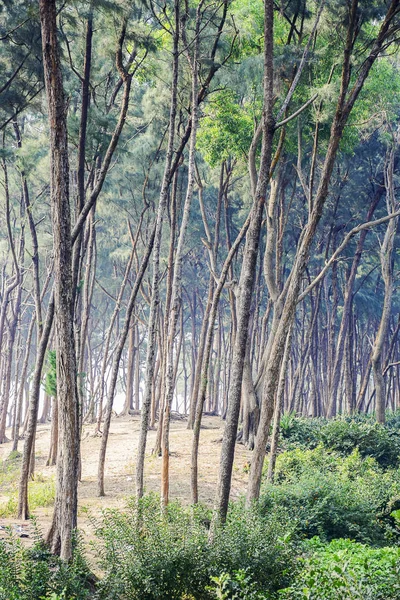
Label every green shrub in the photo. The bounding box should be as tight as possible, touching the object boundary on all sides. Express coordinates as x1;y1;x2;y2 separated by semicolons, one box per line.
320;420;400;467
207;569;269;599
278;413;400;467
385;410;400;432
0;528;93;600
279;413;323;450
209;501;296;594
279;538;400;599
93;495;296;600
261;448;400;545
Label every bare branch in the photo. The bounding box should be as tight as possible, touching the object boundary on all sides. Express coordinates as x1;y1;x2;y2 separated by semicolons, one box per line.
299;209;400;302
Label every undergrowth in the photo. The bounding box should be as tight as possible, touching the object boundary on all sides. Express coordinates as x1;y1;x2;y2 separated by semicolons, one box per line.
93;494;296;599
0;527;93;600
0;475;55;517
279;538;400;599
278;411;400;467
1;411;400;599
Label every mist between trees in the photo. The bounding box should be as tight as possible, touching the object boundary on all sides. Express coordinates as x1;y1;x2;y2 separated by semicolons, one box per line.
1;0;400;564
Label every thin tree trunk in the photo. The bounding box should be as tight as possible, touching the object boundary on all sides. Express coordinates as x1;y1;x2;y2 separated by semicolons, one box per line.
123;323;136;415
160;6;201;508
246;0;400;505
266;324;293;483
46;396;58;466
212;0;275;525
97;222;156;496
191;213;250;503
327;184;387;416
188;163;224;428
135;0;180;499
372;140;399;423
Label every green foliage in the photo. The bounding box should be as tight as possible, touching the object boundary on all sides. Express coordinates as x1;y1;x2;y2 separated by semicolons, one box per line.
208;501;295;594
319;419;400;467
0;531;92;600
208;569;268;600
279;413;324;450
93;494;295;599
279;538;400;600
262;447;400;545
44;350;57;398
197;90;255;166
279;413;400;467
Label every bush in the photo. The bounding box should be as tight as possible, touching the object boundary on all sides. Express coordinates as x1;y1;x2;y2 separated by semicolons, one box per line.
207;569;269;599
209;501;296;594
0;528;93;600
278;413;400;467
279;413;323;450
261;448;400;545
380;410;400;432
93;495;296;600
279;538;400;599
320;420;400;467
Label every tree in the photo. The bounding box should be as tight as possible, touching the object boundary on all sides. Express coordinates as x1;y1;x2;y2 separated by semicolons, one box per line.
212;0;276;526
39;0;79;560
246;0;400;506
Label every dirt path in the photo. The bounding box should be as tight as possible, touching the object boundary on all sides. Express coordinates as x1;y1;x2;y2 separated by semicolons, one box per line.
0;415;252;541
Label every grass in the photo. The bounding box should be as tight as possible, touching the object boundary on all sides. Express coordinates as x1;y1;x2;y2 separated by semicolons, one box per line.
0;450;55;518
0;452;22;489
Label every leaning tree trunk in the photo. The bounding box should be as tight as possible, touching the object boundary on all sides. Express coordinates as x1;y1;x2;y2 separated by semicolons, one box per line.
212;0;275;527
266;323;293;483
327;180;388;417
187;163;224;428
97;221;156;496
191;213;250;504
153;167;179;457
0;152;23;443
246;0;400;505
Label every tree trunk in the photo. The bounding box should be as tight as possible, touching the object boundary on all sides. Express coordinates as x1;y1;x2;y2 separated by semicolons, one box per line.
123;323;136;415
191;214;250;504
160;6;201;508
212;0;275;525
372;141;399;423
135;0;180;499
97;221;156;496
46;397;58;466
246;0;400;504
327;184;387;417
266;324;293;483
39;0;79;560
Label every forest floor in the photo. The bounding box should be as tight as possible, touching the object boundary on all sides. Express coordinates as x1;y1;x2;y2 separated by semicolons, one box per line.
0;414;252;544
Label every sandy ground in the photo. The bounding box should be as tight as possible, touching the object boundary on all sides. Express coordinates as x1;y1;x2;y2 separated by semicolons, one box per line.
0;415;252;542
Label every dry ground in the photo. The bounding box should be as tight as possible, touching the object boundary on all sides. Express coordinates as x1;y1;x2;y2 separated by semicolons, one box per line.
0;415;252;543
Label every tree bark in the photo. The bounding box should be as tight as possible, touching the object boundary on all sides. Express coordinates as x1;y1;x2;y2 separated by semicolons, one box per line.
39;0;79;560
212;0;275;525
135;0;180;500
372;140;399;423
246;0;400;504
